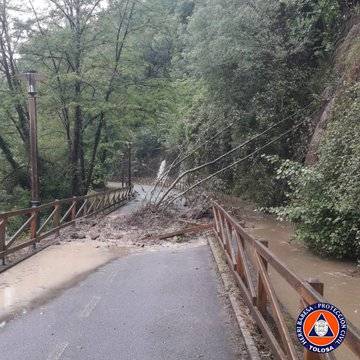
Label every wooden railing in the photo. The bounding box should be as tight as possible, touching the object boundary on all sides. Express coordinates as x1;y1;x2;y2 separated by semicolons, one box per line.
0;186;133;265
212;201;360;360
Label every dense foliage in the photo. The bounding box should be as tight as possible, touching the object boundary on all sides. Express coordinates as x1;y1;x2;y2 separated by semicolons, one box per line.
0;0;359;259
267;8;360;260
170;0;360;260
273;81;360;260
0;0;184;209
171;0;343;202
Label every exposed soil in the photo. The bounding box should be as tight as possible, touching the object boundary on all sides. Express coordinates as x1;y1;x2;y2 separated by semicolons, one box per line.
0;193;213;325
0;241;128;323
58;203;212;249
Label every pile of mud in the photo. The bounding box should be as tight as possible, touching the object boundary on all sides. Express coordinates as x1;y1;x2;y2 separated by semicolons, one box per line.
59;204;211;248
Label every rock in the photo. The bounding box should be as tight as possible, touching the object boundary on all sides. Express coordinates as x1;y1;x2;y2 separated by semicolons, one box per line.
90;232;100;240
70;232;86;239
185;206;211;220
181;198;189;207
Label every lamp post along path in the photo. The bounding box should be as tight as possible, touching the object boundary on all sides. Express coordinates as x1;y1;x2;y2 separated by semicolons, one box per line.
18;71;44;208
28;87;40;207
128;142;132;188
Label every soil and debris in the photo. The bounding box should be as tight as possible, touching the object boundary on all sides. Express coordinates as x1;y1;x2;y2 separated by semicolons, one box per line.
0;187;213;272
0;241;128;322
0;195;213;323
58;203;212;249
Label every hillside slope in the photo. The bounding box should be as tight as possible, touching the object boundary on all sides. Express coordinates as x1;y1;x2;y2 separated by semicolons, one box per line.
306;16;360;165
279;15;360;260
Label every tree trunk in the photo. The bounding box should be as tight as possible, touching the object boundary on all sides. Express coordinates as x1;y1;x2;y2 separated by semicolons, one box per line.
0;134;29;189
85;113;104;192
71;96;83;195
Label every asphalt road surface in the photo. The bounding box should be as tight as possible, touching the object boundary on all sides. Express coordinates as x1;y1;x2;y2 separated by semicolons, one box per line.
0;244;247;360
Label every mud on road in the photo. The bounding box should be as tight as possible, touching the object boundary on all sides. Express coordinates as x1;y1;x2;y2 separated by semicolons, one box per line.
0;196;211;325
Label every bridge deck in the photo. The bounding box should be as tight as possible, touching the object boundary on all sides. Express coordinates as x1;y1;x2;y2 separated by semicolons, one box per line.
0;243;248;359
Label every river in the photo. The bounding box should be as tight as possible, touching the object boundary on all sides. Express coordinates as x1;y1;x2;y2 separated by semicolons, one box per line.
226;197;360;359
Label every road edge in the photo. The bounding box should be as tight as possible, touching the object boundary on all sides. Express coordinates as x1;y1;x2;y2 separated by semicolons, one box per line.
208;235;262;360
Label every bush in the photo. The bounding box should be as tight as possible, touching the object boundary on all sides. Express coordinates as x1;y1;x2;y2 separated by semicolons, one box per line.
233;155;290;207
269;137;360;260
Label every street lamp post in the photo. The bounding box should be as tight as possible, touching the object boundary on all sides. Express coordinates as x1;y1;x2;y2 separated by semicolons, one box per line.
20;71;42;207
117;141;132;188
128;142;132;188
121;153;125;188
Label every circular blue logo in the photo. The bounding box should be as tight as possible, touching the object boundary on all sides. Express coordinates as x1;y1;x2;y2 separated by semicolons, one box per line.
296;302;347;353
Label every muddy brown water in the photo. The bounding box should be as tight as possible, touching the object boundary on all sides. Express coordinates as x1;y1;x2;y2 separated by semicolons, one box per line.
0;241;128;323
234;205;360;360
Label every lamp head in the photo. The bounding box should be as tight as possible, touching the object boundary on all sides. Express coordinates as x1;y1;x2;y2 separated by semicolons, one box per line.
17;70;45;95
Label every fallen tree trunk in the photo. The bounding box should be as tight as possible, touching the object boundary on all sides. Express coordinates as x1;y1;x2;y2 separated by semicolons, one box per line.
149;223;213;241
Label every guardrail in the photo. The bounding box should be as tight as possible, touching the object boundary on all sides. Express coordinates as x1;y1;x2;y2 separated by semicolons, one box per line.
212;201;360;360
0;186;133;265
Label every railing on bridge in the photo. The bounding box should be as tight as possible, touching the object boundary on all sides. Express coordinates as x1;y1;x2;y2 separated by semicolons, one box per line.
0;186;133;266
212;201;360;360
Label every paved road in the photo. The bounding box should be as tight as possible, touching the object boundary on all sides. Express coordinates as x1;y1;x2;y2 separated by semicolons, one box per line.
0;244;246;360
0;186;247;359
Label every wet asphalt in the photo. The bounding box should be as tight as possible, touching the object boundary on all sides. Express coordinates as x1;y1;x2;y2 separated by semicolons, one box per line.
0;185;246;359
0;245;245;360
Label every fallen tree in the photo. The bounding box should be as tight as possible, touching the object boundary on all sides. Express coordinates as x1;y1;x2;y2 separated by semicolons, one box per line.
157;115;311;208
